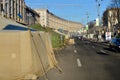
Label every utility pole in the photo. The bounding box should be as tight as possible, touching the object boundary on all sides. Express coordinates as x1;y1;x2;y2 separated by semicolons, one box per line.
95;0;103;41
96;0;103;26
86;12;89;24
86;12;89;38
86;12;89;31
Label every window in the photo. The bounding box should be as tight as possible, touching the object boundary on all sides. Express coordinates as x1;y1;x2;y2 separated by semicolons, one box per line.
1;4;3;11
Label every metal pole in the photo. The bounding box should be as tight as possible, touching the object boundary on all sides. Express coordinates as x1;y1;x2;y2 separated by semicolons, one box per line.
86;12;89;24
96;0;103;26
97;0;100;26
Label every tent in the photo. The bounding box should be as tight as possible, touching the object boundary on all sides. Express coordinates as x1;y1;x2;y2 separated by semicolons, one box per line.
0;30;58;80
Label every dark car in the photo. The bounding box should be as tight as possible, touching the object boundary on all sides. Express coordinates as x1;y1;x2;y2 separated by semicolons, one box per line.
109;38;120;51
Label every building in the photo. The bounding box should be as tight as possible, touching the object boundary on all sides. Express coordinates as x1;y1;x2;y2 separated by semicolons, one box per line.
25;6;40;25
103;8;120;31
0;0;40;25
0;0;3;15
0;0;26;23
35;9;83;32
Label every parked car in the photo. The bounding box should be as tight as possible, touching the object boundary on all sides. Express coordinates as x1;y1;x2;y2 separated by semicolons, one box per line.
109;38;120;51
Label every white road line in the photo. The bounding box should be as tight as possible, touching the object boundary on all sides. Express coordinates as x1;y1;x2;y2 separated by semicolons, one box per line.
100;50;106;53
77;58;82;67
74;50;77;53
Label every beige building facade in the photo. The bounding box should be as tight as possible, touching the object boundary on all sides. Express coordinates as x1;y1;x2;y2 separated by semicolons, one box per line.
35;9;83;32
103;8;120;31
0;0;26;23
0;0;40;25
25;6;40;25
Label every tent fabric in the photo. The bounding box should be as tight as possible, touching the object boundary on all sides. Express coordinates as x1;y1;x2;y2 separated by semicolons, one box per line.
0;31;58;80
39;32;58;66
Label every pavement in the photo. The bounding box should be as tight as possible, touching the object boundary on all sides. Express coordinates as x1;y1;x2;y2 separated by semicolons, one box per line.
38;39;120;80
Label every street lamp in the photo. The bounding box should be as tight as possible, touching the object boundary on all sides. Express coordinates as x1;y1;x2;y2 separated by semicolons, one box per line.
86;12;89;24
96;0;103;26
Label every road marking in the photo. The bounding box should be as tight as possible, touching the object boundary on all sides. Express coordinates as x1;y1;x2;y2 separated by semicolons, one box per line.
100;50;106;53
77;58;82;67
92;46;95;48
74;50;77;53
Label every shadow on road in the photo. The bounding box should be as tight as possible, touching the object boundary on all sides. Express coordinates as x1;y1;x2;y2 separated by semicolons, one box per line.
96;51;109;55
103;47;118;53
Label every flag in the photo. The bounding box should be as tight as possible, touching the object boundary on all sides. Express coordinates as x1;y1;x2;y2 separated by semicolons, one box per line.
17;13;23;19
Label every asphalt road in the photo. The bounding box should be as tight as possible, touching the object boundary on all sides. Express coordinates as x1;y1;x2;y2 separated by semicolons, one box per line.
38;38;120;80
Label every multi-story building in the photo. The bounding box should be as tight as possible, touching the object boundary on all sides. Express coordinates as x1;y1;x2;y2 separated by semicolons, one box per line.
0;0;40;25
35;9;83;32
35;9;47;27
103;8;120;31
0;0;26;23
25;6;40;25
0;0;3;14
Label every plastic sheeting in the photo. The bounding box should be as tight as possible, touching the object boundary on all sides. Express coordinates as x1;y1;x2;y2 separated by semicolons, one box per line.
0;31;57;80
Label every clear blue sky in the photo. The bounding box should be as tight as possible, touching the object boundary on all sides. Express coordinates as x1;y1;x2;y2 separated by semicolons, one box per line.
25;0;111;25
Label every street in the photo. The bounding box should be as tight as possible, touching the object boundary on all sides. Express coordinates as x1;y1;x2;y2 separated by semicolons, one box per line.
0;0;120;80
39;38;120;80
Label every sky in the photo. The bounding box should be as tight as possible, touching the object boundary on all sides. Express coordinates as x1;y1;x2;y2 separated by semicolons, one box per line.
25;0;111;25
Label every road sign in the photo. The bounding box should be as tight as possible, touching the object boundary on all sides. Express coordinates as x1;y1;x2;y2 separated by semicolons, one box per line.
96;18;99;26
105;32;111;41
86;25;89;30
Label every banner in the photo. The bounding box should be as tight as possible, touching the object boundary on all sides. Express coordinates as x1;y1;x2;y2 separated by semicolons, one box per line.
105;32;111;41
96;18;99;26
86;25;89;30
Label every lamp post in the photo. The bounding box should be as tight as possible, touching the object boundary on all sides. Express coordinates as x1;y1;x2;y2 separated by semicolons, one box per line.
96;0;103;26
95;0;103;41
86;12;89;24
86;12;89;38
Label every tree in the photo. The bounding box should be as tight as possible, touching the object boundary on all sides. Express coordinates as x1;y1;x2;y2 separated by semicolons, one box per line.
110;0;120;8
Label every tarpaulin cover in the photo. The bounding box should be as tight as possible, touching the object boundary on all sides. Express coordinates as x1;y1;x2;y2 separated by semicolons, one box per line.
39;32;58;66
0;31;57;80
